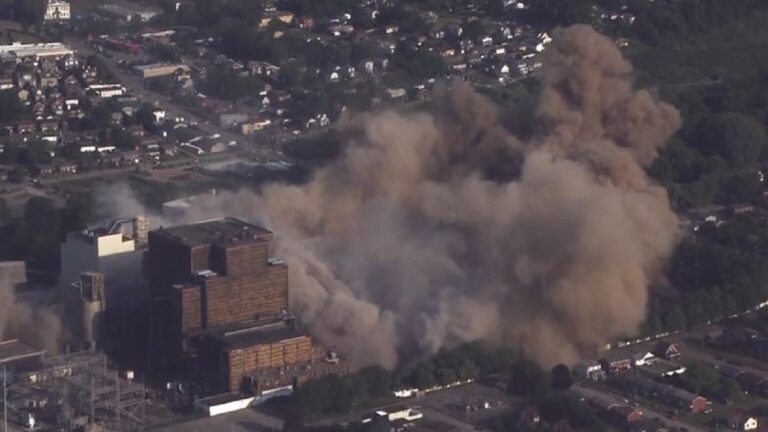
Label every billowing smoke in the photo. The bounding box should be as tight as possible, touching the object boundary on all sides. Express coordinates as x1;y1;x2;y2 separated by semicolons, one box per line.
0;278;61;352
108;25;681;367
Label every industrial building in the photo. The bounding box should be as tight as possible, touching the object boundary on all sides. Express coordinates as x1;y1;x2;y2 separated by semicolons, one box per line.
132;63;190;79
60;217;147;300
0;43;74;62
59;217;149;359
147;217;348;397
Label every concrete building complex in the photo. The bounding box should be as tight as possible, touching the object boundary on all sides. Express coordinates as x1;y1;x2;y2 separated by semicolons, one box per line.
147;217;348;396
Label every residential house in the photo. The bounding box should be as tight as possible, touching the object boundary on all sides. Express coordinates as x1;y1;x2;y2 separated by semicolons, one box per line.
40;120;58;133
247;61;280;78
17;88;30;104
637;359;686;379
37;164;56;176
38;73;58;89
730;415;759;431
193;136;227;154
0;77;13;90
608;405;643;428
297;16;315;29
574;361;605;381
386;88;407;100
631;351;656;367
519;406;540;427
259;11;294;28
15;120;36;135
57;160;77;175
619;375;709;413
439;46;457;57
730;203;754;215
653;342;680;360
241;117;272;135
219;113;248;128
600;352;633;373
110;112;123;126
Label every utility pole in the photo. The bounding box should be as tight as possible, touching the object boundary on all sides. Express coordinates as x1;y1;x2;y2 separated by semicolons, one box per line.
3;364;7;432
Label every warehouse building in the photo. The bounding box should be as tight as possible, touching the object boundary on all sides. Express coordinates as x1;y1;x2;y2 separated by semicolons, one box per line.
133;62;190;79
0;43;74;61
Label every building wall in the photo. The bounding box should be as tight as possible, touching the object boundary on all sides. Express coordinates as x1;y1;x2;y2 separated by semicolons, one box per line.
148;231;194;297
202;263;288;326
136;65;186;79
172;283;202;333
44;3;71;21
96;233;135;256
226;336;314;392
60;235;100;287
211;241;269;278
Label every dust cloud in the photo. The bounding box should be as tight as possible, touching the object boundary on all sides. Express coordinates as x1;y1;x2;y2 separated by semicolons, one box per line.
109;25;682;367
0;278;61;353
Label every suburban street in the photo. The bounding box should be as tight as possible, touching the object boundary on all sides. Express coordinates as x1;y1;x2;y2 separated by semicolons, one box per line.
63;36;275;157
572;384;704;432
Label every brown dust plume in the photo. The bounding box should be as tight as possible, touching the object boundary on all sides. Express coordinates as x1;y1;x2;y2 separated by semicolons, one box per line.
135;25;681;367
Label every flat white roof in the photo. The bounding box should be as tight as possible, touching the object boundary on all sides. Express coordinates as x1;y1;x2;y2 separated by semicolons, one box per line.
0;42;74;58
133;62;189;71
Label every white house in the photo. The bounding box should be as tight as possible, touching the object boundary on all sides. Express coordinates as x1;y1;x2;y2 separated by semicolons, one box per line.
386;406;423;422
44;0;71;21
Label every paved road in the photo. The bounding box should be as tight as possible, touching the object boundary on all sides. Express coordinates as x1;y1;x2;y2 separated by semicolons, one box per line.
572;384;704;432
420;407;482;431
63;37;270;155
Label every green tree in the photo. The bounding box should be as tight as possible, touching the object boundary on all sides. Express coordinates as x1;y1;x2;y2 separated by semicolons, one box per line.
527;0;592;26
508;360;551;400
7;165;26;183
551;364;573;391
716;378;742;403
61;192;95;233
663;305;687;331
88;104;113;131
692;113;768;167
358;365;391;397
0;89;24;121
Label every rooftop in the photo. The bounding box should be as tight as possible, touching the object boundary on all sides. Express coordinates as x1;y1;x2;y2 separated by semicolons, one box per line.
0;42;74;59
154;217;272;247
0;340;45;365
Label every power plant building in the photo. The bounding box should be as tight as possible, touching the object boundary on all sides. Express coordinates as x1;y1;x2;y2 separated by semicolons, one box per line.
59;217;149;353
60;217;148;297
148;217;347;396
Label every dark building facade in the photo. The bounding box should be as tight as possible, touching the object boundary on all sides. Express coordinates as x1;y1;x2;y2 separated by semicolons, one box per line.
147;217;345;395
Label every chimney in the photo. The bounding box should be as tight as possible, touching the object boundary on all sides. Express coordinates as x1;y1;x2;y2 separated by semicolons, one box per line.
133;215;149;246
